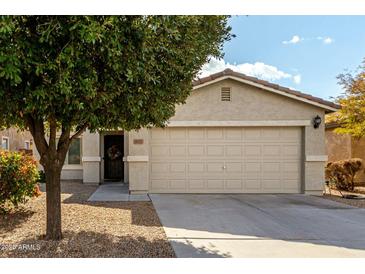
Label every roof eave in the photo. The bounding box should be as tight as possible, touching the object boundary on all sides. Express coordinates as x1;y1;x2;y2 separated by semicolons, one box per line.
193;73;340;113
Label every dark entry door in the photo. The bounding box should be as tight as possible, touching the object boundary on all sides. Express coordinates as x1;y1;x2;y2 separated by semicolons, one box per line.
104;135;124;181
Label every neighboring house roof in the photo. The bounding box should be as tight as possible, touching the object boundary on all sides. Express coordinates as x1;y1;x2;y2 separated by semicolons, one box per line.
193;69;340;113
325;121;340;129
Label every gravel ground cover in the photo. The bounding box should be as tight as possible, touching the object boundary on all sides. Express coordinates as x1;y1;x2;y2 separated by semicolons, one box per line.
0;181;175;258
322;187;365;208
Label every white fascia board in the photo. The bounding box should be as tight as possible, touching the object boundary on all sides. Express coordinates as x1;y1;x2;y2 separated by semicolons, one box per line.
123;156;149;162
82;156;101;162
167;120;311;127
306;155;328;162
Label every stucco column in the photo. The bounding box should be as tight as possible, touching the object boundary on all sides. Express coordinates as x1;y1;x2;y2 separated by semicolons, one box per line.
303;112;327;195
125;128;149;194
82;130;101;184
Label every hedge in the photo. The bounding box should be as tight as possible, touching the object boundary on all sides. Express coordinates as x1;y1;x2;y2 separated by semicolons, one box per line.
0;150;41;213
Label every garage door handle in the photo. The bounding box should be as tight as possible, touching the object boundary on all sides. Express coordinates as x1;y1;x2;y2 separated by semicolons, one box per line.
223;166;226;169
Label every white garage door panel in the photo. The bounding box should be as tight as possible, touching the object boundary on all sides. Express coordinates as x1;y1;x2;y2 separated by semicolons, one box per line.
150;127;302;193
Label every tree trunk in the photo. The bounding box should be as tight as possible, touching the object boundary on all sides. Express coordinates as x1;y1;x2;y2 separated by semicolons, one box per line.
25;116;87;240
44;165;63;240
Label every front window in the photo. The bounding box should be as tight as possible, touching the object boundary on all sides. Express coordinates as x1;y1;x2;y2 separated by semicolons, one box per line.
67;138;81;165
1;137;9;150
56;137;82;165
24;140;31;150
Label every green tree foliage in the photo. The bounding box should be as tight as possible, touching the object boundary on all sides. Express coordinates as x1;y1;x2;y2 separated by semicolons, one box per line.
330;60;365;137
0;16;232;239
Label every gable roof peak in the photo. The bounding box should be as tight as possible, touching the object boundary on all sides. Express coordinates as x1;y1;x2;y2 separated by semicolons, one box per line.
193;69;340;113
223;68;234;74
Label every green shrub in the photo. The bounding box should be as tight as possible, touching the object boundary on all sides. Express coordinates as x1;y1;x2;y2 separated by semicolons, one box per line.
325;158;363;191
0;150;40;213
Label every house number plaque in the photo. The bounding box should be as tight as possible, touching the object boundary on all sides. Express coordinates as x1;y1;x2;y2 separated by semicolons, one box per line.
133;139;144;145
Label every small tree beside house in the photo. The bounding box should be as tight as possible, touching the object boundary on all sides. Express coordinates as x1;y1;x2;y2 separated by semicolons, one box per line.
329;58;365;137
325;58;365;192
0;16;232;240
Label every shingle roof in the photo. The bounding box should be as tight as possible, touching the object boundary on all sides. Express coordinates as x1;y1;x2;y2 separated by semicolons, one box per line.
193;69;340;112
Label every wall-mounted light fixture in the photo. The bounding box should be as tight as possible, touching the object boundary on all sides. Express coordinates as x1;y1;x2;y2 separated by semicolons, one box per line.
313;115;322;129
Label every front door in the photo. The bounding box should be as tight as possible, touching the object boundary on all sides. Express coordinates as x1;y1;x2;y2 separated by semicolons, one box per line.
104;135;124;181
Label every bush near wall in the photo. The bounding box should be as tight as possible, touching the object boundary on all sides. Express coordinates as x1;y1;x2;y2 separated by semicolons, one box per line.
325;158;363;191
0;150;40;213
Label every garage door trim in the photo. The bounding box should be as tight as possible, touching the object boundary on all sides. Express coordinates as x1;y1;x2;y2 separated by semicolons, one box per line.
167;120;311;127
149;126;303;194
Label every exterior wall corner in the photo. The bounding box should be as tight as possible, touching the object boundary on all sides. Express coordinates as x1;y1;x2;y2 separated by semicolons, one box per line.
127;129;150;192
82;130;101;184
303;115;326;193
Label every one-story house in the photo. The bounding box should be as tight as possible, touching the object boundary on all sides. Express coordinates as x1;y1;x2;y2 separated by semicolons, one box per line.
325;121;365;185
38;69;339;195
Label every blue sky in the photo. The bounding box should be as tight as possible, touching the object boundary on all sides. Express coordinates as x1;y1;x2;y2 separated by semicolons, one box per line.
201;16;365;101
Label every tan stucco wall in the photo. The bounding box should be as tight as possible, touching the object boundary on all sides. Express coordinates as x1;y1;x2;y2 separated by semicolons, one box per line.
32;131;84;181
33;130;127;183
81;130;125;184
51;79;328;192
303;123;326;193
124;132;129;183
27;78;329;193
60;169;83;180
127;79;327;194
127;129;149;193
351;138;365;183
325;128;365;184
0;128;33;152
172;79;324;122
325;129;351;162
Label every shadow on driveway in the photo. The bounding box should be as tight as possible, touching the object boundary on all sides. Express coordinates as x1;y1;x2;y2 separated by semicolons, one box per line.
151;194;365;257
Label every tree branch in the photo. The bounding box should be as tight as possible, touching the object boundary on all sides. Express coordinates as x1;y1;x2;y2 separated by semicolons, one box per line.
25;114;36;136
48;117;57;155
57;125;71;154
55;123;87;164
70;123;88;141
34;119;49;153
25;115;49;166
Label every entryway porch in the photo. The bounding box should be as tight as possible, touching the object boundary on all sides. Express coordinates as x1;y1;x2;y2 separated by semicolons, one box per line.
88;182;150;202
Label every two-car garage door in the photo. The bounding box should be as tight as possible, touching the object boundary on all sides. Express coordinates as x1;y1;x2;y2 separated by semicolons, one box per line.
149;127;302;193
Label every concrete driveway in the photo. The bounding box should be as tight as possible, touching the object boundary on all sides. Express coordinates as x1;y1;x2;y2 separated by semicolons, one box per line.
150;194;365;257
